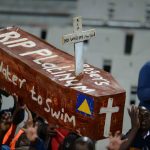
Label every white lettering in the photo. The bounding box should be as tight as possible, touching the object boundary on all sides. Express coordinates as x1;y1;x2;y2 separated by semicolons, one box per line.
30;86;37;101
42;63;56;70
37;95;43;105
12;75;18;85
72;85;95;93
18;79;26;88
0;62;26;89
47;66;70;73
51;71;66;75
84;64;90;68
19;49;52;56
64;113;76;127
84;68;94;72
56;73;75;81
33;55;58;64
95;81;110;86
6;66;12;81
0;31;20;43
30;86;43;105
39;90;76;127
51;109;61;119
84;64;110;87
0;61;3;72
44;98;52;112
3;38;28;45
61;108;64;120
8;40;36;48
65;79;82;87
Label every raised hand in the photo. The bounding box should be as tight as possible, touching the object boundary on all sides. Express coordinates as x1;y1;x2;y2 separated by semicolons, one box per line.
128;105;140;130
25;126;38;142
107;131;128;150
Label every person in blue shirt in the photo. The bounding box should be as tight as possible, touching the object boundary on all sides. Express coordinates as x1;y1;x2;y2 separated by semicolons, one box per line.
71;136;95;150
119;61;150;150
137;61;150;109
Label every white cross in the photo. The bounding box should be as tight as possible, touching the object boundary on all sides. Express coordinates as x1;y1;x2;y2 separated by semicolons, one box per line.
99;98;119;137
62;16;96;76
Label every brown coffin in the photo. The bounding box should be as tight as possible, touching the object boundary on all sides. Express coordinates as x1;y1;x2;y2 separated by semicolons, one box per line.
0;27;125;140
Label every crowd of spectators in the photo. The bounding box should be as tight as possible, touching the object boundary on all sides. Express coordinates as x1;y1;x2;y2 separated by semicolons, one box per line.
0;61;150;150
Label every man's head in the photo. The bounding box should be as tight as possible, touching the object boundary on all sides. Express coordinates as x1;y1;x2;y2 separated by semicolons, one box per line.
139;106;150;131
59;132;80;150
0;111;12;131
72;137;95;150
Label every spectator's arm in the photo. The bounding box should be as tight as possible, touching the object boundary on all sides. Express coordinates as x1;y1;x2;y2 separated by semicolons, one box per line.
119;106;140;150
25;106;33;128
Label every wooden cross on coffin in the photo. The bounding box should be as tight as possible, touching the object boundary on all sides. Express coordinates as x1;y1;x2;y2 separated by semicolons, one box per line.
62;16;96;76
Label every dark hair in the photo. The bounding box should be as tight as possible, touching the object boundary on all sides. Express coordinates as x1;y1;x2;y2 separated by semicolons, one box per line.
35;116;45;124
37;122;48;141
71;137;95;150
13;109;25;125
59;132;80;150
0;89;10;97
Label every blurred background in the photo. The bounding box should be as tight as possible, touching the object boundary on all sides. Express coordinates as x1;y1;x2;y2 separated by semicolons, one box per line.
0;0;150;149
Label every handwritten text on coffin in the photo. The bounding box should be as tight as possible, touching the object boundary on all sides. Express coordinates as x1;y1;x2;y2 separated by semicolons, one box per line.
0;27;125;140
